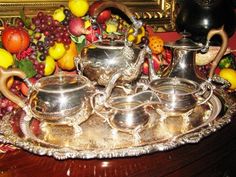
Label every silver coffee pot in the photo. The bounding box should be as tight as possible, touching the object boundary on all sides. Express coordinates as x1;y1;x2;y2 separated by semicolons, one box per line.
149;27;228;83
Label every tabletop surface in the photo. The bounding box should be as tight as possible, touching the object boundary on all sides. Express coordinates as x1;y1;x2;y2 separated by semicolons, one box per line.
0;113;235;177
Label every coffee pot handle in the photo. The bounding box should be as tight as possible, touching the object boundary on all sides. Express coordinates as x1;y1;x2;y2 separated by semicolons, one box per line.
0;67;27;108
205;26;228;80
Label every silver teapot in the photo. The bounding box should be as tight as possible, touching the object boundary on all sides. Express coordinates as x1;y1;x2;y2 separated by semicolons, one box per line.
76;1;148;87
0;68;95;134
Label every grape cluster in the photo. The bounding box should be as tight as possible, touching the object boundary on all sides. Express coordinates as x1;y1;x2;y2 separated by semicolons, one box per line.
61;8;73;26
31;11;71;60
13;17;25;27
0;97;16;118
114;15;130;34
27;46;45;79
198;64;211;77
10;80;21;96
139;36;149;48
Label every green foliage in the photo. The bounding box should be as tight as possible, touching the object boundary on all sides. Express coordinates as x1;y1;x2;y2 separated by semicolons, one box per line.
15;59;37;78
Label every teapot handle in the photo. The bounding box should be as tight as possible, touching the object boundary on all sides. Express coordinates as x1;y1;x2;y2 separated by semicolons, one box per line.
93;2;142;29
92;1;142;44
206;26;228;80
0;67;27;108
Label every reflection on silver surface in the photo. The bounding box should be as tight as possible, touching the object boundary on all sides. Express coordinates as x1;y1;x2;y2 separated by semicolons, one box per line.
0;90;235;160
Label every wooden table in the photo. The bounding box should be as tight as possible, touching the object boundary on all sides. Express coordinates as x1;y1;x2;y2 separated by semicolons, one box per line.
0;112;235;177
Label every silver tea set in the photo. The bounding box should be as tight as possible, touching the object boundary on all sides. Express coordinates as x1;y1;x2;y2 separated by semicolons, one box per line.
0;2;228;141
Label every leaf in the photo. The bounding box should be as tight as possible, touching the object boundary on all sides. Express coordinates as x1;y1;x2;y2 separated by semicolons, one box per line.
15;59;37;78
19;8;31;28
70;35;86;44
113;32;122;35
76;38;86;53
71;35;86;53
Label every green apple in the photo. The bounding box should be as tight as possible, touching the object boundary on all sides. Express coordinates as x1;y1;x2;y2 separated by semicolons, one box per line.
49;42;66;60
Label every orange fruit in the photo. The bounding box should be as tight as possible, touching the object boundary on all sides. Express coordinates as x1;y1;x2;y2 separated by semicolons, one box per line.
6;76;14;89
148;35;164;54
57;41;78;71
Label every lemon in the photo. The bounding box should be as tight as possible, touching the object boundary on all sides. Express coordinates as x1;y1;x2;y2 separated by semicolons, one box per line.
48;42;66;60
219;68;236;90
106;21;118;33
84;20;91;29
44;56;56;76
53;7;66;22
68;0;89;17
0;48;14;69
127;26;145;44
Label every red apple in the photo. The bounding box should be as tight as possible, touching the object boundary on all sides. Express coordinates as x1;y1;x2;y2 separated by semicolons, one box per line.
68;17;86;36
142;61;149;75
20;78;36;96
30;119;41;136
85;24;101;43
162;48;172;64
214;66;221;75
142;54;160;75
2;26;30;54
89;1;111;24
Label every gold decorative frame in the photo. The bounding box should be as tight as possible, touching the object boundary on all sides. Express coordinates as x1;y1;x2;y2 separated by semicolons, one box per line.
0;0;177;32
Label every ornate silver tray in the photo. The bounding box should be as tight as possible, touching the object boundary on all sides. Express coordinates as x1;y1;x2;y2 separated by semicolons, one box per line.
0;89;235;160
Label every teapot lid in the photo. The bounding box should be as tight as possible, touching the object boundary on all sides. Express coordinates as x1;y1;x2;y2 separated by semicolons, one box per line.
165;34;203;51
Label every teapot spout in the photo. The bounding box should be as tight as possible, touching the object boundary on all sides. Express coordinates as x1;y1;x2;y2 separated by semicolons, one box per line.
104;71;123;101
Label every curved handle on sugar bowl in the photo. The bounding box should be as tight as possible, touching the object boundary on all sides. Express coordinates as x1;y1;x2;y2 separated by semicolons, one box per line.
195;81;214;106
0;67;29;108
